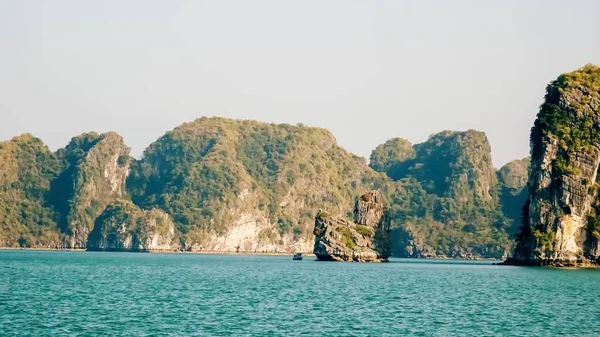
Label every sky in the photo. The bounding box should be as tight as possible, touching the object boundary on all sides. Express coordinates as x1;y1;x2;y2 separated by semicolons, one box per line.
1;1;598;167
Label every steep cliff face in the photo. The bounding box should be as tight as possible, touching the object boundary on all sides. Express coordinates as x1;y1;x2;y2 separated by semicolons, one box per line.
510;64;600;267
48;132;131;248
128;117;386;252
178;188;314;253
1;120;390;253
0;118;543;257
313;191;391;262
87;200;175;251
410;130;498;203
376;131;511;259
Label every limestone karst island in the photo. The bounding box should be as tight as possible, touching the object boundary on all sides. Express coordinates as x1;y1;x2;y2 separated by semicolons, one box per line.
1;65;599;268
4;1;600;335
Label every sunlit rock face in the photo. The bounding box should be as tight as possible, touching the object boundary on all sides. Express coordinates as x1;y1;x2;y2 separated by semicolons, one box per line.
87;200;176;252
313;191;391;262
48;132;132;249
509;64;600;267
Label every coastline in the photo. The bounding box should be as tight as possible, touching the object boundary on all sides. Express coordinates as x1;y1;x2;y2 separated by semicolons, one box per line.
0;247;315;257
0;247;86;252
150;250;316;257
0;247;505;261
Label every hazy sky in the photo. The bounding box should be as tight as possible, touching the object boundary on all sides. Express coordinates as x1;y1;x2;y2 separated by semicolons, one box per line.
1;1;598;167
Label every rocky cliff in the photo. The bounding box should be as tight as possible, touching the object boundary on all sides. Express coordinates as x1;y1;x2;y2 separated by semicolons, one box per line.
0;117;532;257
127;117;386;253
313;191;391;262
509;64;600;267
0;119;389;252
374;131;512;259
87;200;175;251
48;132;131;248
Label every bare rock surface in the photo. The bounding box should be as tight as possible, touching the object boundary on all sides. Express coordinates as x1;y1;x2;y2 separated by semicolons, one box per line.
313;191;391;262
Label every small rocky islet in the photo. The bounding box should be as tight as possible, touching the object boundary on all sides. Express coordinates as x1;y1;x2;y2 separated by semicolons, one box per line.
1;64;599;267
313;191;391;262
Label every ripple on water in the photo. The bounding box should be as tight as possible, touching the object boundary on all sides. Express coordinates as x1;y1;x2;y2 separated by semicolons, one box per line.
1;252;600;337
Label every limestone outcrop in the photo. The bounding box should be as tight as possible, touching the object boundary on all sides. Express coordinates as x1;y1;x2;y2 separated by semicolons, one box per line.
374;130;513;259
508;64;600;267
498;157;530;234
50;132;131;248
87;200;176;251
313;191;391;262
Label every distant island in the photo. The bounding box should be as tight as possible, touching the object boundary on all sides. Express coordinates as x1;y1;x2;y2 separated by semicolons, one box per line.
1;64;599;266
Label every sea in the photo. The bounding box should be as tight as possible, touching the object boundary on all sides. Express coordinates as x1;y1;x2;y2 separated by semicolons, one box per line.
1;251;599;336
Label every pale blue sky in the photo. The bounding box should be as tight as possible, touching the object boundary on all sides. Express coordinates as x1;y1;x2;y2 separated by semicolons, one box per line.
1;0;598;167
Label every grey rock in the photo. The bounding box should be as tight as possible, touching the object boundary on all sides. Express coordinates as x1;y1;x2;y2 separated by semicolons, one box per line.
313;191;391;262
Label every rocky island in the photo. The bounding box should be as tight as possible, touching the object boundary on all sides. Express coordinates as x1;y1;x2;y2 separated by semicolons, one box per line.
507;64;600;267
1;63;599;264
313;191;391;262
0;117;526;257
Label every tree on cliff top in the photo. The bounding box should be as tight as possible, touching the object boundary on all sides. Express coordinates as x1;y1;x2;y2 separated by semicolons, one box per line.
531;64;600;162
369;138;415;176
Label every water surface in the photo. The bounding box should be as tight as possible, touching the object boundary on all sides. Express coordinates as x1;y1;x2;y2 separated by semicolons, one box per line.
1;251;599;336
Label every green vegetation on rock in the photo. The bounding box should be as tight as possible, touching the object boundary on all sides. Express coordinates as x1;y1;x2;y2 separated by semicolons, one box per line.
497;157;530;235
375;130;513;258
0;134;62;247
531;64;600;174
510;64;600;267
0;118;534;257
369;138;415;176
338;226;356;249
127;117;386;247
533;229;554;251
47;132;131;248
355;225;374;238
5;65;599;259
87;200;174;251
588;204;600;241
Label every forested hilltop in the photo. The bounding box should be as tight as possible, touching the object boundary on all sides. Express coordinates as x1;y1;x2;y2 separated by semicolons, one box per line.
0;116;527;258
372;131;528;258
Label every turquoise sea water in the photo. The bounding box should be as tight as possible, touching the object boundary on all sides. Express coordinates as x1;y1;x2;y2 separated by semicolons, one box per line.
1;251;599;337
